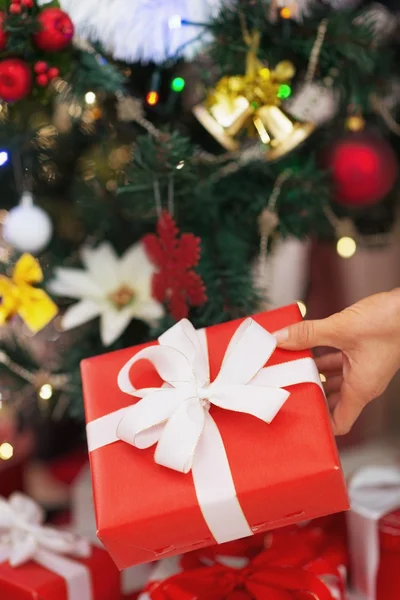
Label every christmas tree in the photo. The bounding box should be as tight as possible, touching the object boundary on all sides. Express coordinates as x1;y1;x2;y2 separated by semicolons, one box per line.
0;0;399;459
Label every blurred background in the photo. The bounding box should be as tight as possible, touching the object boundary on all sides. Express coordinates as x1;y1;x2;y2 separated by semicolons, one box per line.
1;0;400;510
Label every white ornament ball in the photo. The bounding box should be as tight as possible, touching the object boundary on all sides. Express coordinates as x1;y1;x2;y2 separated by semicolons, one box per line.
3;203;53;254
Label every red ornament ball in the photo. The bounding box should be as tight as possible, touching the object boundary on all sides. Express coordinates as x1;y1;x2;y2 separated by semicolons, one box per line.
34;8;74;52
34;61;48;74
325;132;398;207
36;73;48;87
0;12;7;51
21;0;34;7
0;58;32;102
47;67;59;80
9;3;21;14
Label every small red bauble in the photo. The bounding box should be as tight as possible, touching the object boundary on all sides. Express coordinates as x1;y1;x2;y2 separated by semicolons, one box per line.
0;12;8;51
36;73;48;87
325;132;399;207
34;61;48;74
0;58;32;102
47;67;59;80
21;0;34;7
33;8;74;52
9;3;21;14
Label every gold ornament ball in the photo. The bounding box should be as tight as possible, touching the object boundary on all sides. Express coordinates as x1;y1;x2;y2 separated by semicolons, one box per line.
346;115;366;132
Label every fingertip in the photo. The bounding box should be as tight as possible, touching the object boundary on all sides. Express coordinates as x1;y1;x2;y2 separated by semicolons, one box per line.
273;328;289;346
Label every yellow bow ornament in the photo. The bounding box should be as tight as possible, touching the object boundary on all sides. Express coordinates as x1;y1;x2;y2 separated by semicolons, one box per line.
0;254;58;333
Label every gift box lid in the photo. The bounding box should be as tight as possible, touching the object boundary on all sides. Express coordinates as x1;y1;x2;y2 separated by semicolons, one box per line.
82;305;349;570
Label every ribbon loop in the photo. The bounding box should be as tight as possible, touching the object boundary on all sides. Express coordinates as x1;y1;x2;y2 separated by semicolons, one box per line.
117;318;290;474
0;493;90;568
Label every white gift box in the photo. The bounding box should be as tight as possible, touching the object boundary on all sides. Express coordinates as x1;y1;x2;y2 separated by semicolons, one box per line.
72;465;154;596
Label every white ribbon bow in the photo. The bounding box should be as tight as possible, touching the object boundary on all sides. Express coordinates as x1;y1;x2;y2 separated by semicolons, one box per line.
116;318;290;474
0;493;92;600
86;316;322;545
347;465;400;600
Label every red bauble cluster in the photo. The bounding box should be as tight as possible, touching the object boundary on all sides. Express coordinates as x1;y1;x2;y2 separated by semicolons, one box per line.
0;58;31;102
325;132;398;207
34;61;59;87
9;0;34;15
34;8;74;52
0;5;74;102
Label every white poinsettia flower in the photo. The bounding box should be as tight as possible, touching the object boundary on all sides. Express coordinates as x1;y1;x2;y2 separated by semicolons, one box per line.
48;242;164;346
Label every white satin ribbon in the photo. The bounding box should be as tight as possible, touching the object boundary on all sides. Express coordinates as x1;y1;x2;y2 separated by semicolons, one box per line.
86;317;322;544
0;493;92;600
347;465;400;600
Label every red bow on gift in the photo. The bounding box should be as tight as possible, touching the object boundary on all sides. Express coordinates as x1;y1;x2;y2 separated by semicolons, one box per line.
148;528;347;600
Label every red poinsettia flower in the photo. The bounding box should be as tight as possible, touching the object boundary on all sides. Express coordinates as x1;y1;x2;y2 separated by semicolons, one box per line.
143;211;207;320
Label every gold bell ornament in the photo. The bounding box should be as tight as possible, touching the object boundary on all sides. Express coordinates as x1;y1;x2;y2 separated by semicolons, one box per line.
193;31;315;159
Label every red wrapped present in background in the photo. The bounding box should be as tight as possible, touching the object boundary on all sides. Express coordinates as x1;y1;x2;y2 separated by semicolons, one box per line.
0;493;120;600
377;510;400;600
144;525;348;600
82;305;348;569
347;465;400;600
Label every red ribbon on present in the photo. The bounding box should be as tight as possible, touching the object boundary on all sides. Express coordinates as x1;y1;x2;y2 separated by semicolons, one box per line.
148;528;346;600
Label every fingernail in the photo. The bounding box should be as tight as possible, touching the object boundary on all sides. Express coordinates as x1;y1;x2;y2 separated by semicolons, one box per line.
274;328;289;343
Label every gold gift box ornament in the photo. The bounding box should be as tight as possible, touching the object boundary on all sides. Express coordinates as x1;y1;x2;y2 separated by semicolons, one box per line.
193;34;315;159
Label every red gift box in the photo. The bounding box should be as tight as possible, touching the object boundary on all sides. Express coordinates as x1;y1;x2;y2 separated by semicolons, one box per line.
144;526;348;600
376;510;400;600
0;545;120;600
0;492;120;600
82;305;348;570
347;465;400;600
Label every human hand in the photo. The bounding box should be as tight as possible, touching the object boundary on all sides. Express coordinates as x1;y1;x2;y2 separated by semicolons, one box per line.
274;290;400;435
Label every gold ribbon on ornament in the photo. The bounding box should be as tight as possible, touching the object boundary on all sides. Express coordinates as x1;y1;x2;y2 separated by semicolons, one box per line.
0;254;58;333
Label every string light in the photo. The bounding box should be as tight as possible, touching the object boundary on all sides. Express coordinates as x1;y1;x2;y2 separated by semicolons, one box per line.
280;7;292;19
337;236;357;259
176;160;185;170
0;151;8;166
39;383;53;400
297;301;307;317
277;84;292;100
85;91;96;105
168;14;182;29
171;77;186;93
320;374;327;383
0;443;13;460
146;91;159;106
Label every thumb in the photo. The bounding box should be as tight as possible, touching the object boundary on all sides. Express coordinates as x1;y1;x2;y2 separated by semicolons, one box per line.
274;315;342;350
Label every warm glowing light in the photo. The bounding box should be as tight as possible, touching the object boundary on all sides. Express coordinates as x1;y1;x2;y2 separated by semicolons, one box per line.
146;91;159;106
280;7;292;19
85;92;96;105
39;383;53;400
0;443;13;460
297;301;307;317
176;160;185;170
337;236;357;259
320;373;327;383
